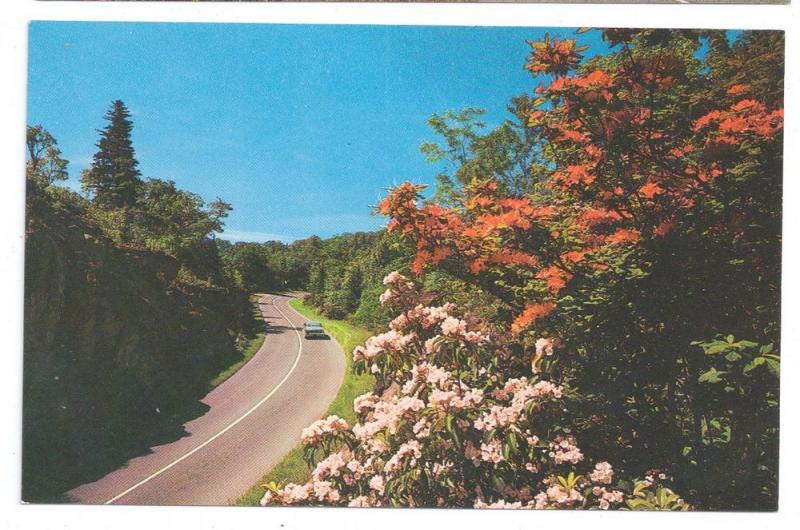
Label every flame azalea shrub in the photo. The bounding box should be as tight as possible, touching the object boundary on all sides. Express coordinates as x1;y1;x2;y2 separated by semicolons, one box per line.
262;274;688;510
377;30;782;510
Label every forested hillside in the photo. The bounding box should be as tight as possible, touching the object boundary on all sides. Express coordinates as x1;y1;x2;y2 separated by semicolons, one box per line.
217;230;412;330
23;105;253;501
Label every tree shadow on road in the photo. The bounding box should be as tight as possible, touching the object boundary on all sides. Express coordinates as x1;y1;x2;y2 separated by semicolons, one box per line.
66;399;212;504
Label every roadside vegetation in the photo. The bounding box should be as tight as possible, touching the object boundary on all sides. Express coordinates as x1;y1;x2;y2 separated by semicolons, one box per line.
209;295;269;389
236;299;374;506
256;29;783;511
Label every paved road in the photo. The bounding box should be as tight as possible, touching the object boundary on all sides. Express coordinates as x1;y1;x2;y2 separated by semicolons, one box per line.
67;294;345;506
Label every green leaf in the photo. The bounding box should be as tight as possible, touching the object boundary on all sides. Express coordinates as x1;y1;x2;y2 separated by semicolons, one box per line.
766;358;780;376
743;356;766;373
724;351;742;362
698;367;726;383
632;481;648;496
507;432;518;453
704;342;731;355
626;498;651;510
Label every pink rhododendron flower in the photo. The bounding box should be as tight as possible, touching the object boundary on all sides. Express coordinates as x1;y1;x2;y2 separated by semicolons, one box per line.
535;338;554;357
278;483;311;504
424;336;442;354
441;316;467;337
589;462;614;485
464;330;490;345
413;419;431;439
379;288;395;305
347;495;371;507
480;439;505;463
397;395;425;414
353;392;378;414
312;480;341;503
369;474;385;495
411;363;451;388
365;438;389;454
300;415;349;445
383;271;403;285
353;329;417;362
389;313;410;331
259;490;274;506
259;287;689;510
312;450;348;482
549;436;584;465
591;486;624;509
533;491;549;509
405;303;456;329
530;380;563;399
544;484;584;506
385;440;422;475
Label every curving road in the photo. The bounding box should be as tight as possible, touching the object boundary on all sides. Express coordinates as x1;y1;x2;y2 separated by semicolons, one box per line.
66;294;345;506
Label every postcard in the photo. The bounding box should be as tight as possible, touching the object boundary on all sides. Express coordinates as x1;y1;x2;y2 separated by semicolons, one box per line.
23;22;783;510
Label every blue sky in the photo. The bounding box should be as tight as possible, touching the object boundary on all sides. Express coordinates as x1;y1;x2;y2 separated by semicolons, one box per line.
27;22;610;242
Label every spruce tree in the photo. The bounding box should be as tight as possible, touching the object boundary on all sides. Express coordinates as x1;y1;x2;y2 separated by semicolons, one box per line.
81;100;142;208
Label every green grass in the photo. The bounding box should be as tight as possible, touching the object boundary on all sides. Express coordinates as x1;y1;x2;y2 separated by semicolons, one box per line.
235;298;374;506
209;294;267;389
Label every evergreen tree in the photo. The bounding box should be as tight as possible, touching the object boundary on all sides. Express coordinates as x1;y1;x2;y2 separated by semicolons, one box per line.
81;100;142;208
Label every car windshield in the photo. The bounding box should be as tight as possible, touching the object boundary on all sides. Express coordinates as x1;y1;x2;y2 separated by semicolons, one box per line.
306;321;321;327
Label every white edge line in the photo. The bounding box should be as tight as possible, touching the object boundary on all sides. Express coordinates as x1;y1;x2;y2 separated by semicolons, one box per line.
104;295;304;505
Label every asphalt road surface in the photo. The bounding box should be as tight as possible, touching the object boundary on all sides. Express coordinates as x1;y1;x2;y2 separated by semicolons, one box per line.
67;294;345;506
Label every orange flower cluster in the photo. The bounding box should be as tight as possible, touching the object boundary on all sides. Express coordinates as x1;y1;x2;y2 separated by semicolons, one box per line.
524;36;587;77
694;98;784;145
511;302;556;335
380;31;784;336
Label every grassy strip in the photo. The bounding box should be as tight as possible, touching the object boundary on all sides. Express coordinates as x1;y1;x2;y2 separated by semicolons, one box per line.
235;298;374;506
209;294;267;389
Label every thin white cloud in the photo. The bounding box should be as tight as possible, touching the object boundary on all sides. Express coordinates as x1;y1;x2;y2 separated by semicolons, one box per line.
216;229;293;244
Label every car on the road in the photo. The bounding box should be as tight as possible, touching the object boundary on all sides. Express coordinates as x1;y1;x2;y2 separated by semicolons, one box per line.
303;321;326;339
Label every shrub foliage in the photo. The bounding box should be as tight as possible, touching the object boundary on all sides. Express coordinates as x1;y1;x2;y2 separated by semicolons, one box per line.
263;29;782;510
